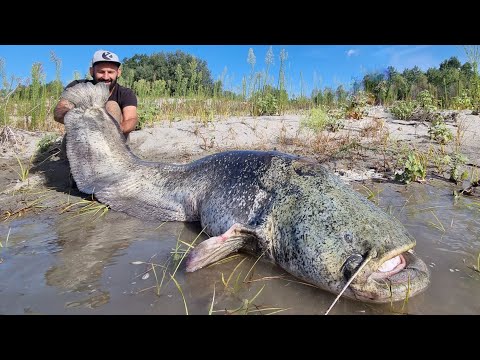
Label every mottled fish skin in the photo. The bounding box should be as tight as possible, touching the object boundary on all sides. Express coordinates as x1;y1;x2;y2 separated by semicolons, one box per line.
62;82;430;303
255;158;429;302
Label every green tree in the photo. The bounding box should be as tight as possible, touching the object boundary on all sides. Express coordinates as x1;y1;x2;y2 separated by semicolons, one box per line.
122;50;214;96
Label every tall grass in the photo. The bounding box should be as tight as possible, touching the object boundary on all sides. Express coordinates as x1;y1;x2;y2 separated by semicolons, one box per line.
0;58;22;127
2;48;480;133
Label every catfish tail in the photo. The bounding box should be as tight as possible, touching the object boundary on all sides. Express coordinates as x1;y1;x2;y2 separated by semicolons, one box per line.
61;82;110;109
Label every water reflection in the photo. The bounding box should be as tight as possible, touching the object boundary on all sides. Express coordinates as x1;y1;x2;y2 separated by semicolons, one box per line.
45;213;137;293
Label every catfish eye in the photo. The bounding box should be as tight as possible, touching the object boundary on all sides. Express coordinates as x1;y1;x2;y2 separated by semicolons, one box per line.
341;254;363;280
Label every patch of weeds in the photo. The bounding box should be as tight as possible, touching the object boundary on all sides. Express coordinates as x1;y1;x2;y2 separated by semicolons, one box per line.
136;101;161;129
417;90;440;113
10;154;34;182
60;197;109;220
428;118;453;145
449;152;468;184
133;227;205;300
345;91;369;120
2;193;51;221
301;106;345;133
36;133;58;154
389;100;417;120
395;150;427;184
451;90;473;110
250;92;278;116
431;152;451;176
131;228;289;315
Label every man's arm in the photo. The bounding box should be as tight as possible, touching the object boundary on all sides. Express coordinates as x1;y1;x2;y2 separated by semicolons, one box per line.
53;98;75;124
120;105;138;136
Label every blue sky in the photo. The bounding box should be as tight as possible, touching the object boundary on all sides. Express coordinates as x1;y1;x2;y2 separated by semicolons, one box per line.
0;45;470;97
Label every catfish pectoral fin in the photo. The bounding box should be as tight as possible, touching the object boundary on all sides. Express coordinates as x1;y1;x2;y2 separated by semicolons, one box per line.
185;223;257;272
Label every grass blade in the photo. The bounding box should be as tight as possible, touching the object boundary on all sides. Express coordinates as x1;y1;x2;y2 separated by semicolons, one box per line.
170;274;188;315
208;283;216;315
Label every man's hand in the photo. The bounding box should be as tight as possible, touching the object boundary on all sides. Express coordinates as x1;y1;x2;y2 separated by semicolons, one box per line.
53;99;75;124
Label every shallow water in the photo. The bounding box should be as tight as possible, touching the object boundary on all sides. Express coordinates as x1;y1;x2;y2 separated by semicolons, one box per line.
1;180;479;315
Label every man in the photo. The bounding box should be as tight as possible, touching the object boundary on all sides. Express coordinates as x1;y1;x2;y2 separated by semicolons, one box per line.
54;49;138;140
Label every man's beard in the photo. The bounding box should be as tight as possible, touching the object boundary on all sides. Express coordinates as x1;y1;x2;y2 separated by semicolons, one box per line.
93;78;117;91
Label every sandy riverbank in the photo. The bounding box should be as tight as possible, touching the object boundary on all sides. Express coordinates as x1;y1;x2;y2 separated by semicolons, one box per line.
1;106;479;213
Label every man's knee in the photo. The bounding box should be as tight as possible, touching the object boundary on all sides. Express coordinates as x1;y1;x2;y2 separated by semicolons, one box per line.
106;100;122;124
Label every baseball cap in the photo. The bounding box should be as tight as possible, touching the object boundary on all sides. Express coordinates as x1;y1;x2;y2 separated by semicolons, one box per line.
91;50;121;66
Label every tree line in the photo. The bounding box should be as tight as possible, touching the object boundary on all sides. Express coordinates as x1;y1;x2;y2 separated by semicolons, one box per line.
4;51;480;111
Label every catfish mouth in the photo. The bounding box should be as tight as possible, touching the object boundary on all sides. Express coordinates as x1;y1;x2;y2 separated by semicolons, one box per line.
349;249;430;303
369;253;407;280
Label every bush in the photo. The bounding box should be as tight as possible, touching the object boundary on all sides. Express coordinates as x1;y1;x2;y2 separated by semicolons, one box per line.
389;100;417;120
451;90;473;110
250;92;278;116
395;151;427;184
301;106;345;133
428;119;453;144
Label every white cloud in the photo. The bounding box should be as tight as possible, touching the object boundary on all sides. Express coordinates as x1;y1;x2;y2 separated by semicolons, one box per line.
346;49;359;57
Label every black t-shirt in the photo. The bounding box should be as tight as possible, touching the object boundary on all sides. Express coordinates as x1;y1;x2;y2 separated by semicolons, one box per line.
65;79;137;110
